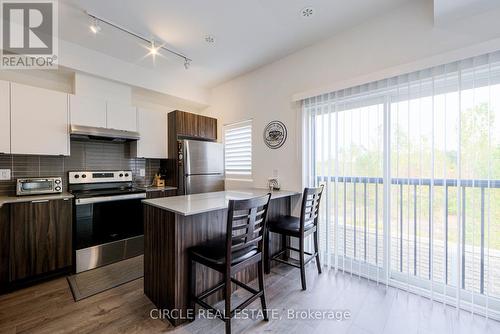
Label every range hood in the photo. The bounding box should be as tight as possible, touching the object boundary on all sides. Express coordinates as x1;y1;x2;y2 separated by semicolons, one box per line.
70;125;140;142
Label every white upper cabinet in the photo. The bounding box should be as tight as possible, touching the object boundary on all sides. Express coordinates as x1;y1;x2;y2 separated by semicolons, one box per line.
69;95;138;132
0;81;10;154
69;95;106;128
10;83;69;156
106;101;137;132
133;108;167;159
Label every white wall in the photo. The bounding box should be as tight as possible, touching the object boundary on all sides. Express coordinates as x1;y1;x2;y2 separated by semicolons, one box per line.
73;73;208;113
59;39;209;106
74;72;132;103
0;69;73;93
206;0;500;191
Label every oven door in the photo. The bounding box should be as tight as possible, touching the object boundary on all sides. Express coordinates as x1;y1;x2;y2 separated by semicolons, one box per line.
74;193;146;272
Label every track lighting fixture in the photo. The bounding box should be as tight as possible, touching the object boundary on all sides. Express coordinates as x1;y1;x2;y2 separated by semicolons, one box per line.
85;11;192;69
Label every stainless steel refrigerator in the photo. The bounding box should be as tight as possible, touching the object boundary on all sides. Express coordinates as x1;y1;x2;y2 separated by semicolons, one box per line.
178;139;225;195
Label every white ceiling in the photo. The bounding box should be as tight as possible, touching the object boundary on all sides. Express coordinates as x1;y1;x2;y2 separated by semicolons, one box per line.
434;0;500;23
60;0;413;89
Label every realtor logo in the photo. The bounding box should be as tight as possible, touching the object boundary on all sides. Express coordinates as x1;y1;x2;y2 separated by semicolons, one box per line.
1;0;58;69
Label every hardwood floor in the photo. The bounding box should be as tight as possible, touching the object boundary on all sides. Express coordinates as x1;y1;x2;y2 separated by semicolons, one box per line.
1;263;499;334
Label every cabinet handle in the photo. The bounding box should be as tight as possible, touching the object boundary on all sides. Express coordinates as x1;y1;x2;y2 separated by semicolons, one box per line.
31;200;49;204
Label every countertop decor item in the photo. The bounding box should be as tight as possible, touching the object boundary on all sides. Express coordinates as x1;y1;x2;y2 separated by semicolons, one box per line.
152;174;165;187
264;120;287;149
268;177;280;191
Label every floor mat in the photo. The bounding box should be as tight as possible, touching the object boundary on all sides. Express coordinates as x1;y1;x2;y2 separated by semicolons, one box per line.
67;255;143;301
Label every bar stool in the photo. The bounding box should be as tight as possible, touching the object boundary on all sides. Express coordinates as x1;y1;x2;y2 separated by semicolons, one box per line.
266;186;324;290
189;194;271;334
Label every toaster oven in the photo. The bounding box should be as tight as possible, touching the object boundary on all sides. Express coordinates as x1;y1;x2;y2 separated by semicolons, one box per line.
16;177;63;196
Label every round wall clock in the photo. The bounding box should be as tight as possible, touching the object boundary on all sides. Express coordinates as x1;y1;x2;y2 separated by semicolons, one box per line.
263;121;287;149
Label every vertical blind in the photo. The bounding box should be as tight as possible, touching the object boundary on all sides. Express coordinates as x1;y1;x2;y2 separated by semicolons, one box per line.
302;50;500;319
223;120;253;178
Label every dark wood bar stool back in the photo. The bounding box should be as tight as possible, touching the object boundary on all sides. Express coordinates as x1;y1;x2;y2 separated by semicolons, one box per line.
189;193;272;334
266;186;324;290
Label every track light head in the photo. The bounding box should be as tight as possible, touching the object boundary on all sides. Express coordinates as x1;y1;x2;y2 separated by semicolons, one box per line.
89;17;101;34
184;59;191;70
149;40;159;56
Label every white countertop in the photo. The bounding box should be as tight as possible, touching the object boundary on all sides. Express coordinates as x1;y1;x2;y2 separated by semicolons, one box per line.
142;189;300;216
0;192;74;207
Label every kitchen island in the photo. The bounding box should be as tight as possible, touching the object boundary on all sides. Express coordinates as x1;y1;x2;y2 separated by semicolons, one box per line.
142;189;300;326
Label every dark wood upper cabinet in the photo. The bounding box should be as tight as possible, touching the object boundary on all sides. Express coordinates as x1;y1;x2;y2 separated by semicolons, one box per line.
168;110;217;142
9;198;72;282
175;111;199;138
197;116;217;140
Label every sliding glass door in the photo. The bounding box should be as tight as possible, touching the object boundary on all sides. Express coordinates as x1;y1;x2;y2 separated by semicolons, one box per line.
303;51;500;318
311;96;385;279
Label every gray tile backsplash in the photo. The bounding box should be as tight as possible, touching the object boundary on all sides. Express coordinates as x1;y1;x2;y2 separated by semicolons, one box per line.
0;140;164;195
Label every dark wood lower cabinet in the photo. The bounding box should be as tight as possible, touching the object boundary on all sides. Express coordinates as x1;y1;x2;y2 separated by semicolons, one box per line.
0;204;10;292
9;198;72;282
145;190;177;199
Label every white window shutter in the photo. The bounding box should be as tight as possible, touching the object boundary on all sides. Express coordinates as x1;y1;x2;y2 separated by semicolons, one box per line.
224;120;252;179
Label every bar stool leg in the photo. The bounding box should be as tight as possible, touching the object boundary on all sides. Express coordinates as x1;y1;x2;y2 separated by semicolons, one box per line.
314;231;322;274
258;260;268;321
299;237;306;290
224;273;232;334
282;234;289;260
264;229;271;274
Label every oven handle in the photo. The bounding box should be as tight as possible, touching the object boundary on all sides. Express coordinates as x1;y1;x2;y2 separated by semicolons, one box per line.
75;193;146;205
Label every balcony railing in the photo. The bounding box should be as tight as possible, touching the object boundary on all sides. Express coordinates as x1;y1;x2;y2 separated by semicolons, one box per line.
316;175;500;297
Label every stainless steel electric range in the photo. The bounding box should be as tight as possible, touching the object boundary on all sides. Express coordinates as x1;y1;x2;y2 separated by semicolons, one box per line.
68;170;146;273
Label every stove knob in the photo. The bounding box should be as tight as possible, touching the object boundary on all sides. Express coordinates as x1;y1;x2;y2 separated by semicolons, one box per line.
124;173;129;177
55;186;61;191
55;179;61;184
82;174;87;178
74;174;80;179
119;173;123;177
